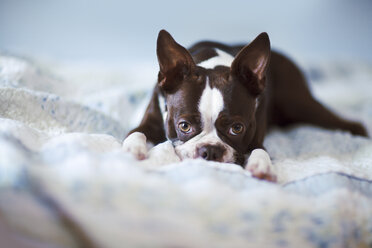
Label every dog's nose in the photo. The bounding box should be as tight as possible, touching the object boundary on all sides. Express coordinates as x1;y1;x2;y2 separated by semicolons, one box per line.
197;145;225;161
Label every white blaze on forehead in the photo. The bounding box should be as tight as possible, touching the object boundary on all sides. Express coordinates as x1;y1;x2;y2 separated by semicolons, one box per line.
197;49;235;69
198;76;224;132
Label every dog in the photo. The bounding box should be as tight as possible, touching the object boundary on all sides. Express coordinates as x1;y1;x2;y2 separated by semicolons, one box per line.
123;29;368;181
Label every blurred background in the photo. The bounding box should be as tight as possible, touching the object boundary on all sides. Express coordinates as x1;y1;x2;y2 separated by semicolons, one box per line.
1;0;372;64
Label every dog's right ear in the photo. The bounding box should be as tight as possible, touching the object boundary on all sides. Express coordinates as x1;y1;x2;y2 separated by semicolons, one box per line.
157;30;195;91
231;32;271;96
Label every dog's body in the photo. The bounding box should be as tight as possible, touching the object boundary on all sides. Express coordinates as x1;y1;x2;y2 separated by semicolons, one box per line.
123;30;367;180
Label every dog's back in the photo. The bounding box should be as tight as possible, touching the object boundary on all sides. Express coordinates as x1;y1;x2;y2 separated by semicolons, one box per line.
187;41;368;137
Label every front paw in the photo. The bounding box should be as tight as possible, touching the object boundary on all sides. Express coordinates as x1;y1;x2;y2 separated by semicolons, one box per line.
122;132;148;160
245;149;276;182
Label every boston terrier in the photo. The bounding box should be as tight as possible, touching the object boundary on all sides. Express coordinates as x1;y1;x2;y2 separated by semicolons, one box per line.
123;30;368;181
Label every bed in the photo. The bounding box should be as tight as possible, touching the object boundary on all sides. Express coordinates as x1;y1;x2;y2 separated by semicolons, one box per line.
1;54;372;247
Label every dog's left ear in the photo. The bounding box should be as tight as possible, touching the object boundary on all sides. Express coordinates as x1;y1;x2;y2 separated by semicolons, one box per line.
157;30;196;91
231;32;271;95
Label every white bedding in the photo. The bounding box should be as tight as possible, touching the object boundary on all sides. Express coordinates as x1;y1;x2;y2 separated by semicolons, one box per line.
1;54;372;248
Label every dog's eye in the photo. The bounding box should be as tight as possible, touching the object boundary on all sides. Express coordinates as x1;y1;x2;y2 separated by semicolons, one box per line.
229;123;244;135
178;121;192;133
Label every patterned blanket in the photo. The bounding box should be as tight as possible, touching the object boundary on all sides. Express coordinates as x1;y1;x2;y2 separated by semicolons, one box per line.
0;54;371;248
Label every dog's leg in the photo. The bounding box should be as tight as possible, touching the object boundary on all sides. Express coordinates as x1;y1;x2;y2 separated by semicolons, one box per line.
123;86;167;159
245;149;277;182
270;52;368;137
279;96;368;136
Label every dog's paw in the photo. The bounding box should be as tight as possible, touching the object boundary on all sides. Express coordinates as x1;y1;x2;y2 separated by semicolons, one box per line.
245;149;276;182
346;121;368;137
141;141;181;167
122;132;148;160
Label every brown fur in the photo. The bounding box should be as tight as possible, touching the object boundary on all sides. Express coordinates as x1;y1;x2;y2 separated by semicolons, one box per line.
129;30;368;165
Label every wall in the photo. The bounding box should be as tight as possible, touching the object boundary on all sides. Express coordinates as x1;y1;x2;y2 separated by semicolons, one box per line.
0;0;371;63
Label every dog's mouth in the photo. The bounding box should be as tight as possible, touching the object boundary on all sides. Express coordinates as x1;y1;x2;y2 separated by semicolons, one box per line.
173;141;244;166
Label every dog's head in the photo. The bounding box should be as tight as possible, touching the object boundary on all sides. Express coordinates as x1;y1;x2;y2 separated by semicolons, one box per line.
157;30;270;165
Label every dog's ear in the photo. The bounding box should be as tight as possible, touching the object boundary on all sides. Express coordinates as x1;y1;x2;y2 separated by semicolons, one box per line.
157;30;195;91
231;32;271;95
